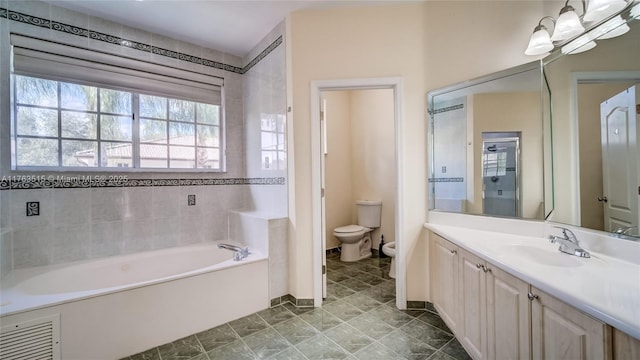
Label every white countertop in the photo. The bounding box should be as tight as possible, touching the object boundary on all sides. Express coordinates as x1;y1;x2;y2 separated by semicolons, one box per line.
424;223;640;340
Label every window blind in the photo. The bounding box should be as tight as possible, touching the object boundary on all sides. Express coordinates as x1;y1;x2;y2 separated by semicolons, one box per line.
10;34;222;104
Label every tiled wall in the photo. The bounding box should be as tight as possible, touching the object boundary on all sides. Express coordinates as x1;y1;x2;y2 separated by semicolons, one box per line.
0;1;287;274
240;22;289;298
244;22;287;216
430;97;467;212
229;210;288;299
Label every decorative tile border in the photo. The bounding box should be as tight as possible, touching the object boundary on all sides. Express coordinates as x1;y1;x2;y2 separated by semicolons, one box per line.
0;7;281;75
51;21;89;37
428;177;464;183
0;177;286;190
7;10;50;28
243;36;283;73
430;103;464;115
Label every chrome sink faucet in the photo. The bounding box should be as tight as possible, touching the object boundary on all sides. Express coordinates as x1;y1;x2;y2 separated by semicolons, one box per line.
549;227;590;258
218;243;249;261
614;225;638;236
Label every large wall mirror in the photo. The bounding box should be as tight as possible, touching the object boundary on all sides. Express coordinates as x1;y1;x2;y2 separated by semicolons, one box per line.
545;2;640;237
427;62;551;220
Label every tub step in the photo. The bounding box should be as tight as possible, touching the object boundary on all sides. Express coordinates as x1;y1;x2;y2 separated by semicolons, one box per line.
0;314;60;360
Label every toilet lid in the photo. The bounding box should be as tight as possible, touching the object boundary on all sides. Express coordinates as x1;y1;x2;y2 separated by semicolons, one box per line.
334;225;365;233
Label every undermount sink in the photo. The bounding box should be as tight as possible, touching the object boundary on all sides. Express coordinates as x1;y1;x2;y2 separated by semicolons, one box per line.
509;245;584;267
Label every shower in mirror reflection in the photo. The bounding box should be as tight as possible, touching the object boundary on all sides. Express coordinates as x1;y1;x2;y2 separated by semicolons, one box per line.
481;133;521;218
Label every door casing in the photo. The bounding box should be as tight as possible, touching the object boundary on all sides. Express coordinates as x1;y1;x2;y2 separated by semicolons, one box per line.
310;77;405;309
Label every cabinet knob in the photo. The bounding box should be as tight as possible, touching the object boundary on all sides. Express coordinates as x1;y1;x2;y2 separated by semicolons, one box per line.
527;292;539;301
450;249;457;255
476;263;483;269
483;266;492;273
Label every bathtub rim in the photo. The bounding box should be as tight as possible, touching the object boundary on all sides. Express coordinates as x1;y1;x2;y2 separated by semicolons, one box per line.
0;241;266;317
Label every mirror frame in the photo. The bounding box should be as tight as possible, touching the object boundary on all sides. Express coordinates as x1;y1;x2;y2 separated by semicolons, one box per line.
427;60;549;220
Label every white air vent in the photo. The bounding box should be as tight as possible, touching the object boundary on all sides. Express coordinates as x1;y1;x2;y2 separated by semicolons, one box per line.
0;314;60;360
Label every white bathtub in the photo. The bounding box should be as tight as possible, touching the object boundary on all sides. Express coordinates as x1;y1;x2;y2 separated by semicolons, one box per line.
0;242;269;359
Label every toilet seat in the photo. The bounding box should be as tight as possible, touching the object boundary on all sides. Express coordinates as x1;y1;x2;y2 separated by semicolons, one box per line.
334;225;365;233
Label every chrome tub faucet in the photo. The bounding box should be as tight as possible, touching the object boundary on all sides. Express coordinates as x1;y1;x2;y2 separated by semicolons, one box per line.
549;227;590;258
218;243;249;261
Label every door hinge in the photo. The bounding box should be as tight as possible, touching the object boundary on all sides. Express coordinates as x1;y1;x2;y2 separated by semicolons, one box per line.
321;188;325;197
636;104;640;115
322;265;326;275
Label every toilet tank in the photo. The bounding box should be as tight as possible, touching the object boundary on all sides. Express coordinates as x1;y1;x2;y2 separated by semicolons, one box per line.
356;200;382;228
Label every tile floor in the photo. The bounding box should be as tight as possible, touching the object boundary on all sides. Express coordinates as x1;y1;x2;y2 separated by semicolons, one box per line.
123;252;472;360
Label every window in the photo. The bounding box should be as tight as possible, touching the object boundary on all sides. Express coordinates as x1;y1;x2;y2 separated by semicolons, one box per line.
260;114;286;170
482;151;507;177
9;33;224;172
13;75;221;170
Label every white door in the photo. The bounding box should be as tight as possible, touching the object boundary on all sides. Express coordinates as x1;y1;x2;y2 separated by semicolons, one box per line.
600;85;639;233
320;96;327;299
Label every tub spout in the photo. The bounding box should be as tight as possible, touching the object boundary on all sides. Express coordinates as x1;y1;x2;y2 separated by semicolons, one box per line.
218;243;249;261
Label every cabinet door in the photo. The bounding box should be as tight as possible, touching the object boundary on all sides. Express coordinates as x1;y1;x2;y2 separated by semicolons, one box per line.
486;264;531;360
458;249;487;360
430;233;459;333
613;329;640;360
531;287;612;360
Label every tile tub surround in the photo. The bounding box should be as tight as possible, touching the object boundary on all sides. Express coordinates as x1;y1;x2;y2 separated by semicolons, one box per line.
123;253;472;360
0;177;285;272
0;1;289;270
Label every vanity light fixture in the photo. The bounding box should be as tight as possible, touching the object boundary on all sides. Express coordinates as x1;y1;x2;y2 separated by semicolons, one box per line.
561;33;597;54
525;0;633;56
550;0;586;41
591;15;630;39
632;2;640;18
584;0;628;22
525;16;556;56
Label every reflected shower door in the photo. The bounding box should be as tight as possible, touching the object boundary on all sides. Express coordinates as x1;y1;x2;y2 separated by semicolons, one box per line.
482;134;520;217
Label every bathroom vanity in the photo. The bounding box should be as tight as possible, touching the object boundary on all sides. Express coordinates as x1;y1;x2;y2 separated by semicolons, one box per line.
425;220;640;360
425;3;640;359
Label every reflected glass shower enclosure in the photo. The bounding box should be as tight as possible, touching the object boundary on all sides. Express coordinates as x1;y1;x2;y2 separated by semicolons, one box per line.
482;132;521;217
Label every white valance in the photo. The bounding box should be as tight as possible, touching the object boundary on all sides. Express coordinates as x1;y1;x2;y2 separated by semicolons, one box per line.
10;34;222;104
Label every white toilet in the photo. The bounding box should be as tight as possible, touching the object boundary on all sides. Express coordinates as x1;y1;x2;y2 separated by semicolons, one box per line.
333;200;382;262
382;241;396;278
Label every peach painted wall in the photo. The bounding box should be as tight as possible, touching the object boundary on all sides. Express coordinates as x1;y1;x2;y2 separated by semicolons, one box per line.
287;1;545;301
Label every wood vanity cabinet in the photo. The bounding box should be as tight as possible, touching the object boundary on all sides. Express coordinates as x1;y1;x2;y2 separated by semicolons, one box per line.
430;233;459;333
613;328;640;359
458;248;530;360
530;286;612;360
429;232;621;360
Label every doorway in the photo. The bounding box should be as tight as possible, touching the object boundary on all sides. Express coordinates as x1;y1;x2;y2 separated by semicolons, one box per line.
321;89;396;301
310;78;404;309
574;72;640;230
599;85;639;234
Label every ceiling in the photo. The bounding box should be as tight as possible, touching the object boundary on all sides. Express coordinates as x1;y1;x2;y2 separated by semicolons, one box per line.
43;0;418;57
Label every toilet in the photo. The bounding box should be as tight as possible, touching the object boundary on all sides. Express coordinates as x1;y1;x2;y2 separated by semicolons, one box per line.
382;241;396;278
333;200;382;262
